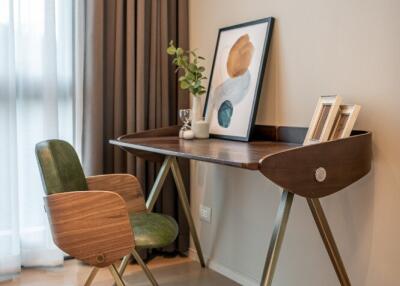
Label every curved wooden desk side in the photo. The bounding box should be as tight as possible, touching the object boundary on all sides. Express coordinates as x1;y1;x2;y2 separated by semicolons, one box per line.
259;131;372;198
116;126;181;162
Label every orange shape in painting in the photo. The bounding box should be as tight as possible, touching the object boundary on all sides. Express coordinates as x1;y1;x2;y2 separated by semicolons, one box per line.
227;34;254;78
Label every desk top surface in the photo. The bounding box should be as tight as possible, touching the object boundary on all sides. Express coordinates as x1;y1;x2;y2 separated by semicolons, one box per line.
110;126;372;198
110;136;300;170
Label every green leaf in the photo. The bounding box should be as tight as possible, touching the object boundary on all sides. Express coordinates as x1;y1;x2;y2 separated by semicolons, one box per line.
166;45;176;55
186;72;195;80
182;55;189;63
180;81;190;89
191;87;199;95
176;47;184;55
188;63;197;72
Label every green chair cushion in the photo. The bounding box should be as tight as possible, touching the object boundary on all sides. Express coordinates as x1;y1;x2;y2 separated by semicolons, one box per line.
130;212;178;249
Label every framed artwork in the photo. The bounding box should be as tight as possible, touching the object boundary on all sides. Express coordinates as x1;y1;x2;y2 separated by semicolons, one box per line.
304;95;342;145
203;18;274;141
329;104;361;140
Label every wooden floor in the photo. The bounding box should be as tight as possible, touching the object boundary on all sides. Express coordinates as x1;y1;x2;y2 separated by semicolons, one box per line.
1;256;239;286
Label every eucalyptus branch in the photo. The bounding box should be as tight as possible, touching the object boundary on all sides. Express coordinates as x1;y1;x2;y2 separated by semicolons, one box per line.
167;41;207;97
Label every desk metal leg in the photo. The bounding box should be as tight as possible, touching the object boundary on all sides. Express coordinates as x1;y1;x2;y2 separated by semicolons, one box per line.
260;190;294;286
144;155;206;267
307;198;351;286
146;156;174;211
170;156;206;267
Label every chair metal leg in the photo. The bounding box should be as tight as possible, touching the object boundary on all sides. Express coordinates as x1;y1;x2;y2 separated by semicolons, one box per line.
84;267;99;286
307;198;351;286
170;156;206;267
260;190;294;286
146;156;173;211
109;264;126;286
118;254;132;277
131;248;159;286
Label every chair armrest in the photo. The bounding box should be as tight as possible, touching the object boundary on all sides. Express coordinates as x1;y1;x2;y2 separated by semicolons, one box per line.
44;191;134;267
86;174;147;213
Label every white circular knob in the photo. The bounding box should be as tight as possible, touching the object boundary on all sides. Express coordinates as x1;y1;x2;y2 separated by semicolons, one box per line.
315;167;327;182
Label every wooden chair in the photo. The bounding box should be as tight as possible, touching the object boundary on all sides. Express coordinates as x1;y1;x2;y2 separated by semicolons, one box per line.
35;139;179;286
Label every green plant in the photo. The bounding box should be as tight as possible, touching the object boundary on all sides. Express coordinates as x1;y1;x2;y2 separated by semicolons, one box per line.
167;41;207;97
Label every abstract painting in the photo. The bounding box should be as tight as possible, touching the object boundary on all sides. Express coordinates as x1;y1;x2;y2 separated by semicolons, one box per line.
203;18;274;141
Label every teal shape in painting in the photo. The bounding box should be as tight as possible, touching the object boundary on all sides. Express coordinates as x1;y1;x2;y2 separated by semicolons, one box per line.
218;100;233;128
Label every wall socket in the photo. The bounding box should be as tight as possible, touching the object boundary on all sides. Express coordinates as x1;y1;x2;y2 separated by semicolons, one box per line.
199;205;212;223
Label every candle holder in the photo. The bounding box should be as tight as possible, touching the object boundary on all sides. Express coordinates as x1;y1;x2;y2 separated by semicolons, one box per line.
193;117;210;139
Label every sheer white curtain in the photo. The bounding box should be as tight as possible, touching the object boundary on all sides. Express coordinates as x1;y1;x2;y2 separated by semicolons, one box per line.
0;0;76;280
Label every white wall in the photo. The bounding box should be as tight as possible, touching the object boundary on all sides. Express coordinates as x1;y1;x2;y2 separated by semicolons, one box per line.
189;0;400;285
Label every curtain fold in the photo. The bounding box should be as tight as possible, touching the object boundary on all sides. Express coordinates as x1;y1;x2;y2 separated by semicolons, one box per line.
82;0;190;254
0;0;76;280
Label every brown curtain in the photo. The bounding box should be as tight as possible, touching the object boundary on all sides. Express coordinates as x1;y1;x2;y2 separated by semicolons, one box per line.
82;0;190;255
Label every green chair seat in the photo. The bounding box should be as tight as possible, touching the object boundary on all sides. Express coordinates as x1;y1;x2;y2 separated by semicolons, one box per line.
130;212;178;249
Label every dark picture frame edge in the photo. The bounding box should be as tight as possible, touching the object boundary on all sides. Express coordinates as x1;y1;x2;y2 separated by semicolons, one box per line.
202;17;275;142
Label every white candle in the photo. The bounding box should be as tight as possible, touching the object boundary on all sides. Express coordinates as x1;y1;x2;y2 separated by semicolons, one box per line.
193;119;210;139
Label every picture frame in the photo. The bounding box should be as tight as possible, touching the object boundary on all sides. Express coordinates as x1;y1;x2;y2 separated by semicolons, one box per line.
304;95;342;145
203;17;275;141
329;104;361;140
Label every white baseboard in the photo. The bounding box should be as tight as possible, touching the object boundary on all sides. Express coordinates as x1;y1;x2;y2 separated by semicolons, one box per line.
188;248;259;286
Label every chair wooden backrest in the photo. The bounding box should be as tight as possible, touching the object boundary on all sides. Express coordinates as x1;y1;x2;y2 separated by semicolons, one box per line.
44;191;134;267
36;140;134;267
86;174;147;213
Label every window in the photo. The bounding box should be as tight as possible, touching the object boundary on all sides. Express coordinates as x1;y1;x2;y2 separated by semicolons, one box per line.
0;0;75;277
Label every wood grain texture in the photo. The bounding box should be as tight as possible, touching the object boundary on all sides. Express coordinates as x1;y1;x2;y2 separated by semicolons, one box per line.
117;126;181;162
1;257;239;286
87;174;146;213
118;125;181;140
111;126;372;197
44;191;134;267
114;125;300;163
259;132;372;198
110;136;299;170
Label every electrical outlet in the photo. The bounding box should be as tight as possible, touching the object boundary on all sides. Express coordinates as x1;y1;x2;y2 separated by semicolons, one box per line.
199;205;212;223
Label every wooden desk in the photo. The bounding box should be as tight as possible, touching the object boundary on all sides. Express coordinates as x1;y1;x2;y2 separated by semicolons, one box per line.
111;125;372;286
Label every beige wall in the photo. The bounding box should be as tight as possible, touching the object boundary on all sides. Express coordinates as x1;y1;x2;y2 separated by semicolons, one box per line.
189;0;400;285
